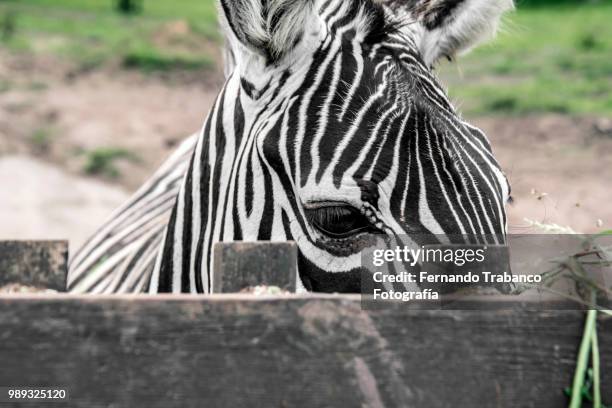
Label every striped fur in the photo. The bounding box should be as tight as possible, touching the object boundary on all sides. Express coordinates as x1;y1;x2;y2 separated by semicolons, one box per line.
69;0;512;294
68;136;196;293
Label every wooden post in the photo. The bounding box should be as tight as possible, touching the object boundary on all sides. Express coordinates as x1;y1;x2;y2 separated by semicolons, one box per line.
213;242;297;293
0;241;68;291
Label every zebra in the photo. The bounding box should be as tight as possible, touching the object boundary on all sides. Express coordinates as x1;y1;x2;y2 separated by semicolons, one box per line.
68;0;514;294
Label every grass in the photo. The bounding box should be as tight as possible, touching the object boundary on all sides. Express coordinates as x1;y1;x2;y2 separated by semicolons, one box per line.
84;147;137;178
122;47;214;72
0;80;10;93
0;0;219;72
1;1;611;115
522;229;612;408
566;307;604;408
439;1;612;116
30;127;53;152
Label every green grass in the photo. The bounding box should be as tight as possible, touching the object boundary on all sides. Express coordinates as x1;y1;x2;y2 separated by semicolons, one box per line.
0;80;11;93
3;0;218;21
84;147;137;178
30;127;53;149
0;0;219;72
122;47;214;72
439;1;612;116
1;1;611;115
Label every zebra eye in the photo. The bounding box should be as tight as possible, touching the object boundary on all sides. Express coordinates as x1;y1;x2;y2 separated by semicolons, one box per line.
305;205;374;239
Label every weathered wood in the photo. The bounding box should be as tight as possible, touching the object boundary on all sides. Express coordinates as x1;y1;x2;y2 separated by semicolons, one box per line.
0;295;609;408
0;241;68;291
213;242;297;293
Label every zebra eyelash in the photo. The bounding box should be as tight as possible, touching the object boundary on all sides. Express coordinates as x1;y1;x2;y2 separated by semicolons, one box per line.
305;205;379;240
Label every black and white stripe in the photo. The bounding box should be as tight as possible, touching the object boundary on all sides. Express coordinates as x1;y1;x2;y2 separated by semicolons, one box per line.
69;0;513;294
68;135;196;293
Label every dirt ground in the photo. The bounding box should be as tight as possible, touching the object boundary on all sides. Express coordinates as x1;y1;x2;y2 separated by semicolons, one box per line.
480;114;612;234
0;53;610;249
0;51;223;190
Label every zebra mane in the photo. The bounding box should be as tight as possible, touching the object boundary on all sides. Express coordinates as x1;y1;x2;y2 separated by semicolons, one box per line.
219;0;403;64
360;0;406;44
219;0;316;62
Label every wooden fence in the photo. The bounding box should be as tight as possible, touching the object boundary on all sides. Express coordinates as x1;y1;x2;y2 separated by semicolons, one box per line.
0;241;610;407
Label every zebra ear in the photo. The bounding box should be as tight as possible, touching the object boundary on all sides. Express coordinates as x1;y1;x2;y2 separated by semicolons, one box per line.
400;0;514;66
218;0;317;64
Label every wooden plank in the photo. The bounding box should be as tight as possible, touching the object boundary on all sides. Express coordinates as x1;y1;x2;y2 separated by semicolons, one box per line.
0;295;609;407
0;241;68;291
213;242;297;293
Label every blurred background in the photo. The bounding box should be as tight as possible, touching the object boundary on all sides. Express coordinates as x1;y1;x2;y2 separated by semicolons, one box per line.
0;0;610;248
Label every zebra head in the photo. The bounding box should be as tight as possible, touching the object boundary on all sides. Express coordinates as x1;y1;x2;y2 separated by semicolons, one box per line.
153;0;514;293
